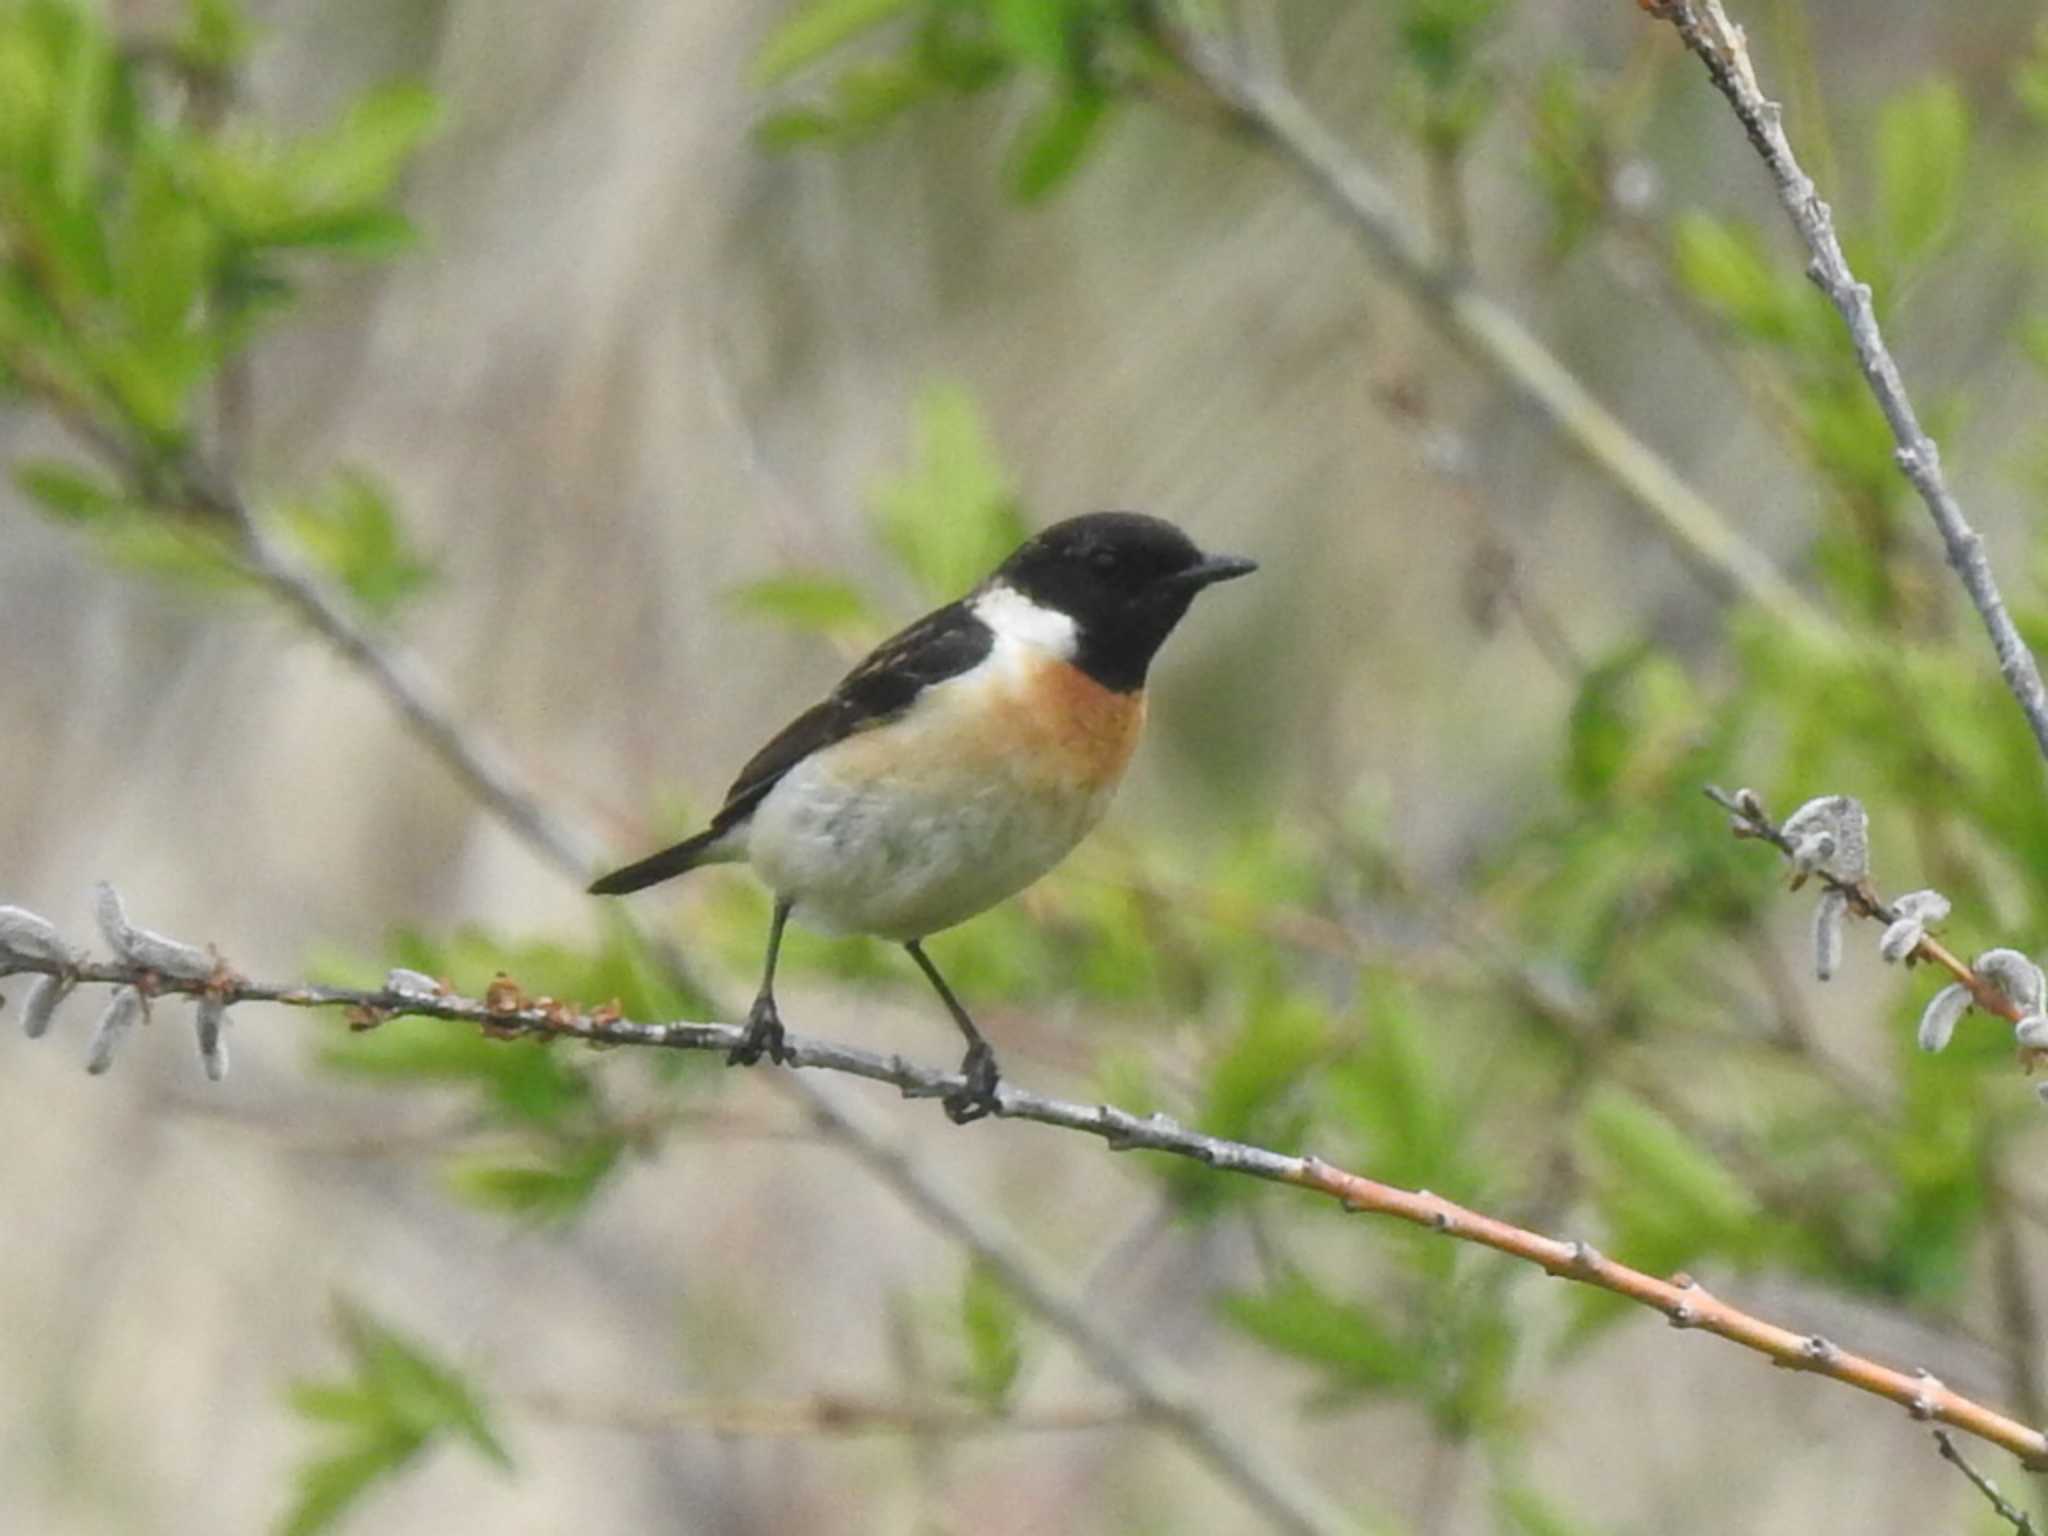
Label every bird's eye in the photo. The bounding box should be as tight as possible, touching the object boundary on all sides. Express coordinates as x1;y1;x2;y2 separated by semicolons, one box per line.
1088;547;1119;573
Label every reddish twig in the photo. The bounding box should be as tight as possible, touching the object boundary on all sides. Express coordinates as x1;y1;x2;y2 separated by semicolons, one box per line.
11;929;2046;1472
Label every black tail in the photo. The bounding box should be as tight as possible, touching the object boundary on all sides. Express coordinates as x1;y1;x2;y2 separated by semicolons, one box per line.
588;828;725;895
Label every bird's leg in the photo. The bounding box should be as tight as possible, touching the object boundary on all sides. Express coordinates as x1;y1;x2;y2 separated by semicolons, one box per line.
729;898;795;1068
903;939;1001;1124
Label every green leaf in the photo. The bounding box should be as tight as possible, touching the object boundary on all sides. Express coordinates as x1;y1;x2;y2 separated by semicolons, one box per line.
248;207;417;256
956;1260;1023;1408
1529;61;1606;257
1218;1274;1424;1399
724;572;877;636
1397;0;1505;92
1168;988;1328;1218
1877;79;1967;269
1495;1483;1611;1536
282;1301;509;1536
293;82;441;208
1582;1088;1763;1258
1199;989;1327;1143
282;1443;404;1536
1323;977;1477;1197
1670;211;1828;350
277;470;434;618
97;517;245;590
114;150;215;347
752;0;916;86
51;0;114;210
333;1302;511;1467
445;1138;625;1226
321;1020;594;1127
871;383;1028;601
13;457;124;522
177;0;256;73
191;86;436;259
1006;90;1108;201
990;0;1072;71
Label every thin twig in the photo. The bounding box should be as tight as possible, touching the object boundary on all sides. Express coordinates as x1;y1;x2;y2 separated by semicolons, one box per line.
1936;1429;2040;1534
520;1388;1143;1440
11;944;2046;1473
1155;6;1823;634
1644;0;2048;767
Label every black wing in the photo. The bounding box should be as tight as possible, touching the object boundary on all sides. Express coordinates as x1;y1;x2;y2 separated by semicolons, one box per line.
707;599;992;833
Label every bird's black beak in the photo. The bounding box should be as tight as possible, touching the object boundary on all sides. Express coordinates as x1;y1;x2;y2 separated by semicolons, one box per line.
1169;553;1259;591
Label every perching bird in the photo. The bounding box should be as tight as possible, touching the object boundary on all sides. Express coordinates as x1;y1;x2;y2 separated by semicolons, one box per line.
589;512;1256;1122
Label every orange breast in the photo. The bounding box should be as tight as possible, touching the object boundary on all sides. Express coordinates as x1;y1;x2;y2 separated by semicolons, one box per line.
991;653;1146;793
818;652;1145;801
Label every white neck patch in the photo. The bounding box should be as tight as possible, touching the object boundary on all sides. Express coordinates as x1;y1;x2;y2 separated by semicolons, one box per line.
972;583;1078;659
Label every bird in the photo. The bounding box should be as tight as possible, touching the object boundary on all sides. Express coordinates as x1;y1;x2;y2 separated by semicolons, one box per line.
589;512;1257;1123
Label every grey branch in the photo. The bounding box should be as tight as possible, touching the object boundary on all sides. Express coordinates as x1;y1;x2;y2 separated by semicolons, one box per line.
3;902;1360;1536
1159;7;1822;634
0;937;1308;1178
518;1387;1144;1439
1936;1429;2040;1535
14;889;2048;1475
1648;0;2048;767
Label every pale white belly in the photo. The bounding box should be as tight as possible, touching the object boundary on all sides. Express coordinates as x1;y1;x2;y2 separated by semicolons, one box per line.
743;746;1118;941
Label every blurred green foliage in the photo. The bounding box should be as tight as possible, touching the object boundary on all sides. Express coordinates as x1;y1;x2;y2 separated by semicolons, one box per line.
0;0;436;606
282;1300;510;1536
13;1;2048;1533
752;0;1141;200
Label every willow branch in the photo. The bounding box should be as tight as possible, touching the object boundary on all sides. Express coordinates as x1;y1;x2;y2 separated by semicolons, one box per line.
1644;0;2048;767
1155;7;1823;635
1705;785;2030;1029
11;915;2047;1474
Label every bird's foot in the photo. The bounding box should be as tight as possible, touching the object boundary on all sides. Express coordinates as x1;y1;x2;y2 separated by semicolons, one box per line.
942;1042;1002;1125
728;993;793;1067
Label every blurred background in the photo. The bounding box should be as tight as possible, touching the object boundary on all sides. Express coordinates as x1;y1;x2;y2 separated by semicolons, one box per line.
7;0;2048;1531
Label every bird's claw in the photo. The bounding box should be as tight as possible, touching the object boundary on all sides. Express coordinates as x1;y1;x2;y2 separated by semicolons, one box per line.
942;1043;1001;1125
728;994;792;1068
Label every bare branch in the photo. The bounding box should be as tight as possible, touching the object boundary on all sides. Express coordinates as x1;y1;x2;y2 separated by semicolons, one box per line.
1936;1429;2041;1535
13;902;2048;1475
1645;0;2048;767
1155;7;1823;635
519;1388;1143;1440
